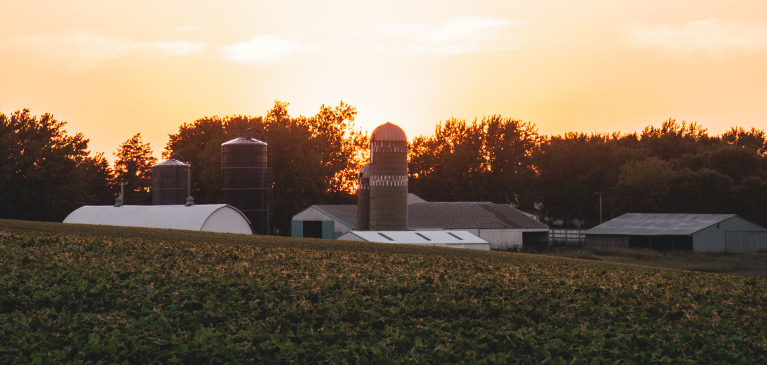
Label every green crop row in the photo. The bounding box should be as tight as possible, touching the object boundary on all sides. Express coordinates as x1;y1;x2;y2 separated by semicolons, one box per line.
1;229;766;364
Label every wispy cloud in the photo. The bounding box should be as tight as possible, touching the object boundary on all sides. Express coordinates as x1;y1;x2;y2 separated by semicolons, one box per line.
625;19;767;58
4;33;207;71
219;35;314;64
334;17;521;55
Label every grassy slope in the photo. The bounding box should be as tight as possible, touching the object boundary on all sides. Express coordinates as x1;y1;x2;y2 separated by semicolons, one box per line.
2;219;767;364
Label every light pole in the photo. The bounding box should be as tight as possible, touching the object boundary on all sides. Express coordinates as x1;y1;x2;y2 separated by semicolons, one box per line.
595;192;604;224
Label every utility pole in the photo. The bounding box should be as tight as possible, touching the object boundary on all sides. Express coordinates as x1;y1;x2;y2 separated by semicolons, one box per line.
118;181;129;206
595;192;604;224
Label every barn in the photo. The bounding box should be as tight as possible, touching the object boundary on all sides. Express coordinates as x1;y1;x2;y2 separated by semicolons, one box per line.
585;213;767;252
63;204;253;234
291;195;549;250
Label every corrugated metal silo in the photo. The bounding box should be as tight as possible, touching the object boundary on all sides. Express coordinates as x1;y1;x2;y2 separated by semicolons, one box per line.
152;159;190;205
368;122;408;230
221;136;269;235
357;164;370;230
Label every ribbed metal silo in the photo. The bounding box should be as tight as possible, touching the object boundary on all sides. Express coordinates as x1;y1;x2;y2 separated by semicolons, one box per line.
152;159;190;205
368;122;408;230
356;164;370;231
221;137;269;235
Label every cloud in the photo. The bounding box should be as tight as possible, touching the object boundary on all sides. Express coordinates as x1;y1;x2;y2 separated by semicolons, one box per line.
334;17;521;55
625;19;767;58
4;33;206;71
219;35;314;64
148;40;207;56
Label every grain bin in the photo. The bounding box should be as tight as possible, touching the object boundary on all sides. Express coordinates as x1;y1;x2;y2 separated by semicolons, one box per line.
368;122;408;230
356;164;370;231
221;136;269;235
152;159;190;205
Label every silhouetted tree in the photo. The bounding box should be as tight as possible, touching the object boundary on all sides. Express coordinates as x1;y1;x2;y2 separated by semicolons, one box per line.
0;109;113;221
113;133;157;205
163;101;368;235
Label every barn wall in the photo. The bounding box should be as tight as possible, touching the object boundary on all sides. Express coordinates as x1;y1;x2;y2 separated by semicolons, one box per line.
694;217;767;252
585;235;629;249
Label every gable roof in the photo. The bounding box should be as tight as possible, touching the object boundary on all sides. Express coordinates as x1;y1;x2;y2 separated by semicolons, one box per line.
298;202;548;230
585;213;738;236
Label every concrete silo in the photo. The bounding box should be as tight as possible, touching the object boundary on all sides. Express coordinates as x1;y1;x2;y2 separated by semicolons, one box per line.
356;164;370;231
221;136;269;235
152;159;190;205
368;122;408;230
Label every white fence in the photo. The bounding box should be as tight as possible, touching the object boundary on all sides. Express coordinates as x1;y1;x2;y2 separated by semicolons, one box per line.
549;229;585;246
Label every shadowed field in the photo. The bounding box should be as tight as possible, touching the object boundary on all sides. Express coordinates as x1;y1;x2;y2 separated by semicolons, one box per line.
2;219;767;363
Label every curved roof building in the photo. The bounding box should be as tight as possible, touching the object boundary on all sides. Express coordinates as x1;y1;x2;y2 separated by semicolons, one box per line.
63;204;253;234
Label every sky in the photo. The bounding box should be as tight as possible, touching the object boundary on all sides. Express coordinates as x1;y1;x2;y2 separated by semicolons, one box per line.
2;0;766;160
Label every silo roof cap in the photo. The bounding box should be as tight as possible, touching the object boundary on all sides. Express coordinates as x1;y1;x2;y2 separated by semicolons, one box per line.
153;159;188;167
222;136;267;145
371;122;407;141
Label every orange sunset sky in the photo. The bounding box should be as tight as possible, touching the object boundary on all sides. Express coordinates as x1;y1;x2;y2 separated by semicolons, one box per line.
1;0;766;159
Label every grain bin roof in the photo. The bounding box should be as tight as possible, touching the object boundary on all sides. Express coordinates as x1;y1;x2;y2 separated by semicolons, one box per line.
302;201;548;230
153;159;188;167
371;122;407;141
63;204;253;234
222;136;266;145
585;213;738;236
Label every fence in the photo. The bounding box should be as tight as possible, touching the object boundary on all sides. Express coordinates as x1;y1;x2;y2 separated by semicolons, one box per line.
549;229;585;246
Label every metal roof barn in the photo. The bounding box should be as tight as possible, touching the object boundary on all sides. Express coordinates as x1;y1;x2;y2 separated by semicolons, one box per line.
63;204;253;234
585;213;767;252
338;230;490;250
291;195;549;250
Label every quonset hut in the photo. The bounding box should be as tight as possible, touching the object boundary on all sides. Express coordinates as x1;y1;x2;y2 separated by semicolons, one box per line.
221;136;269;235
63;205;253;234
367;122;408;231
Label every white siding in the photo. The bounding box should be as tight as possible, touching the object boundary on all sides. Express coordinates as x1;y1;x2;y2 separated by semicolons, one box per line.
693;217;767;252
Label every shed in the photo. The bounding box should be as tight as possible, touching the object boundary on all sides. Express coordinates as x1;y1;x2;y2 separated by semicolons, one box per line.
63;204;253;234
338;230;490;250
585;213;767;252
291;195;549;250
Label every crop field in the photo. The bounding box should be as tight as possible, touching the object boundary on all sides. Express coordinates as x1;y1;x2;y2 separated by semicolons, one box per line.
2;220;767;364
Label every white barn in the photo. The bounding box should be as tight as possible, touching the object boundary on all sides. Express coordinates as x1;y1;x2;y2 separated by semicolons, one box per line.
63;204;253;234
291;195;549;250
585;213;767;252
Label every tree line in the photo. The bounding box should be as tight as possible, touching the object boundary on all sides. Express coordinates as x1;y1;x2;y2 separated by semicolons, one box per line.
409;118;767;228
2;104;765;232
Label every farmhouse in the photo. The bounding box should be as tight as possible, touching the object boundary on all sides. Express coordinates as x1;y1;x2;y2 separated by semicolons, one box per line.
338;230;490;250
63;204;253;234
585;213;767;252
291;194;549;250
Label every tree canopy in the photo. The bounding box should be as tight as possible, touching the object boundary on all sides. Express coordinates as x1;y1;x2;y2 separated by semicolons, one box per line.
0;109;113;221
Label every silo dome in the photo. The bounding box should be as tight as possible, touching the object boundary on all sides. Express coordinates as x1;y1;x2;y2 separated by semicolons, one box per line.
368;122;408;231
371;122;407;142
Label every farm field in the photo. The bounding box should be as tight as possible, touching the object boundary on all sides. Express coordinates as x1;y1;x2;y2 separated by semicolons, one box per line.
2;219;767;364
546;248;767;278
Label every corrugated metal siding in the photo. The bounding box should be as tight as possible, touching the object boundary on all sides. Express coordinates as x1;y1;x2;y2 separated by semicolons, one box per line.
408;202;549;230
693;216;767;252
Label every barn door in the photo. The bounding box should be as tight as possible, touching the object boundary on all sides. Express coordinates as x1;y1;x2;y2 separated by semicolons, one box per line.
725;231;749;253
748;232;767;252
